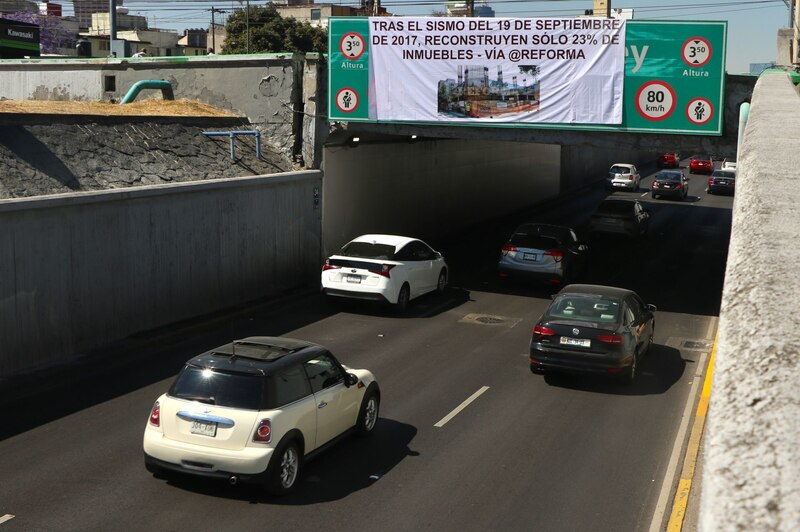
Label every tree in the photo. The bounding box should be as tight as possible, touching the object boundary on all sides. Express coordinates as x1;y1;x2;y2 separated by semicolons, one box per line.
222;4;327;55
5;9;76;54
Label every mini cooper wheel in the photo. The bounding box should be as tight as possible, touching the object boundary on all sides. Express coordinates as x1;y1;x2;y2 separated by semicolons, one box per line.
356;391;380;436
267;442;300;496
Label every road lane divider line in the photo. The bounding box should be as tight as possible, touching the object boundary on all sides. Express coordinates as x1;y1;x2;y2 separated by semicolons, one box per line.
666;335;717;532
434;386;489;428
0;515;15;525
648;341;712;532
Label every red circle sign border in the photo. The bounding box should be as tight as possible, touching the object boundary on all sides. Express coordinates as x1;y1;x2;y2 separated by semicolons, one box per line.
634;80;677;122
682;36;712;68
335;87;359;113
339;32;366;61
685;97;714;126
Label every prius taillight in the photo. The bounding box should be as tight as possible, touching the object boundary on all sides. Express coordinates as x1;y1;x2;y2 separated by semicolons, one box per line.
376;264;395;278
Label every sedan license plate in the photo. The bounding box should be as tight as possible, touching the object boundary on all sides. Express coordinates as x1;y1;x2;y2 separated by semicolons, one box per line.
560;337;591;348
190;420;217;437
523;253;538;261
346;274;361;284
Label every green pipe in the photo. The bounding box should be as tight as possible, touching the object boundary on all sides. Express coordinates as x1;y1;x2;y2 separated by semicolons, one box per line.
120;80;175;104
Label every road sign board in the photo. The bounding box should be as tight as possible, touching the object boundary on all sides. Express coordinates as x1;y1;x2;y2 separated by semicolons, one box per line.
328;18;727;135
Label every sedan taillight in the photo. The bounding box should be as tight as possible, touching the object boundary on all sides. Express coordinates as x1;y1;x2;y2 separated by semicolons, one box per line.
533;325;556;341
597;334;623;344
253;419;272;443
544;250;564;262
501;245;518;255
149;401;161;427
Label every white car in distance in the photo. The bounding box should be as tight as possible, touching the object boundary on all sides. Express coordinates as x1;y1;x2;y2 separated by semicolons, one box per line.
606;163;641;191
321;234;448;311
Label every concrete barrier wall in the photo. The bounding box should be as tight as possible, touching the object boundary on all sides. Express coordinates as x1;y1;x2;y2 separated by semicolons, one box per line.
700;72;800;530
0;55;303;160
0;171;322;378
321;139;561;254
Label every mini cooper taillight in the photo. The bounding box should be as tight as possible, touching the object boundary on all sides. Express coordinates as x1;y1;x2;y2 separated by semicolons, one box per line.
253;419;272;443
149;401;161;427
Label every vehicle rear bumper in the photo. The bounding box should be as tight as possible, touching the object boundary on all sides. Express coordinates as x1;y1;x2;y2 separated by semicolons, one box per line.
529;346;631;375
652;188;684;198
323;287;389;302
708;185;735;194
143;427;274;476
607;180;637;190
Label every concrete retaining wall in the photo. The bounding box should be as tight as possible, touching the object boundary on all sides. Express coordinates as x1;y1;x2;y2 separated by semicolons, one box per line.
0;55;307;161
0;171;322;378
321;139;561;255
700;72;800;530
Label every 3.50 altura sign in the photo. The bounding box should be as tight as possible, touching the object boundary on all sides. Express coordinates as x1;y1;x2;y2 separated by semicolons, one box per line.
329;17;727;136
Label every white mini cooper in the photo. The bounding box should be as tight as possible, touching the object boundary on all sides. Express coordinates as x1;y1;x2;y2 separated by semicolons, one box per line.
143;337;380;495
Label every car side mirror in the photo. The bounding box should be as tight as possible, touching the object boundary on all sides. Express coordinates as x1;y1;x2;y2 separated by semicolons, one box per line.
647;304;657;312
345;373;359;387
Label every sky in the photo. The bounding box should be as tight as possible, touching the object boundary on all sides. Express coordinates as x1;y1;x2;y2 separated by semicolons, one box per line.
60;0;791;73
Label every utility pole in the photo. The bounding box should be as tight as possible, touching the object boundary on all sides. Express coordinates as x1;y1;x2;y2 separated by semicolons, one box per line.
246;0;250;54
467;0;474;17
209;7;227;52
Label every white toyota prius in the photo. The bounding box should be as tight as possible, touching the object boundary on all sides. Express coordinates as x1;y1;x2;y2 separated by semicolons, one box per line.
321;234;448;311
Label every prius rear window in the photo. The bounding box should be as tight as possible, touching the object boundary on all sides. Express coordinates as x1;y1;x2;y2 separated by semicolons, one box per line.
340;242;396;260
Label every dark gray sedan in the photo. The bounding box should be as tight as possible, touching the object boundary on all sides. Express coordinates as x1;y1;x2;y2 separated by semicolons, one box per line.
529;284;656;383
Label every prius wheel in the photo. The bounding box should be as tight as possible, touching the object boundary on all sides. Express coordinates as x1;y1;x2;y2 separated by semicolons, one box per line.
268;442;300;496
395;284;410;312
436;269;448;294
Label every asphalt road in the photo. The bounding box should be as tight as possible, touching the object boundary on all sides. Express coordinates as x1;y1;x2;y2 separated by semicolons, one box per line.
0;161;731;532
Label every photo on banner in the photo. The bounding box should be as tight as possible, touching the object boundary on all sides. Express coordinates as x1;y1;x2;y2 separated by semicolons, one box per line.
367;17;627;125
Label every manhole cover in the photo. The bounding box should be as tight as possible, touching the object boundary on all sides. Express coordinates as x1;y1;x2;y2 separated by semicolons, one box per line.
458;313;521;327
477;316;505;324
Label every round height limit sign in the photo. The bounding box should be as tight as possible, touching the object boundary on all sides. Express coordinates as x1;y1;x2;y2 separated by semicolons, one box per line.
635;80;676;121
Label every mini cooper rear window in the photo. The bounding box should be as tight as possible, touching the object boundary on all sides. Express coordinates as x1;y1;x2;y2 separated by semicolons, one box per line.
170;366;265;410
340;242;396;260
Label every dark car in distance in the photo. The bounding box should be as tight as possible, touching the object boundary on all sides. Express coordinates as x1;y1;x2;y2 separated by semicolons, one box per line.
529;284;657;382
659;153;681;168
588;199;650;239
498;223;588;285
651;170;690;200
707;169;736;195
689;155;714;175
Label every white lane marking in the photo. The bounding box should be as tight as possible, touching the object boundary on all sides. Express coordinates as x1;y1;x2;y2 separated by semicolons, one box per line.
434;386;490;428
648;348;711;532
640;192;648;198
0;515;15;525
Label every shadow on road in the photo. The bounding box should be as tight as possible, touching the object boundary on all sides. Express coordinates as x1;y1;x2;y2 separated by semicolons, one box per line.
152;418;418;504
539;344;687;396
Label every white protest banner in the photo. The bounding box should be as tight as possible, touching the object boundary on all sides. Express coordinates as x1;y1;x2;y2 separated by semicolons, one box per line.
367;17;626;124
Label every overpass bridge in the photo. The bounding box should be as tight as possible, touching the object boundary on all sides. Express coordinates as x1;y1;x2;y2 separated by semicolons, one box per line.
0;51;796;529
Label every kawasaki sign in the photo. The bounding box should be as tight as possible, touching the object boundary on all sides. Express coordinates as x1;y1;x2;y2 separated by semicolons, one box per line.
329;18;727;136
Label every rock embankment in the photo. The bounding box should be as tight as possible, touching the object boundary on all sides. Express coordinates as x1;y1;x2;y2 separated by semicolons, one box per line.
0;120;295;199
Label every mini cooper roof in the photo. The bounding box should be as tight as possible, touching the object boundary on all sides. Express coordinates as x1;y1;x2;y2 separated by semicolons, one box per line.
187;336;332;375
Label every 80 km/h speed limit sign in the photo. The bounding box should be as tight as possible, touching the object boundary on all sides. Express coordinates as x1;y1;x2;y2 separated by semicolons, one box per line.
635;80;676;122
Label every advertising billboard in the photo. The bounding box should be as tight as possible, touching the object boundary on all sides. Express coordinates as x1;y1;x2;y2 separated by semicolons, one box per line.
329;17;727;136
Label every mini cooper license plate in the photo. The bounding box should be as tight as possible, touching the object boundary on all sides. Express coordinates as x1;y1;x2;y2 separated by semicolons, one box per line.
190;420;217;437
560;337;591;347
346;274;361;284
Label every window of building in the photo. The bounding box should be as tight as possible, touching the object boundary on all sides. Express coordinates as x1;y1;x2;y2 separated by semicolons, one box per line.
310;8;321;21
103;75;116;92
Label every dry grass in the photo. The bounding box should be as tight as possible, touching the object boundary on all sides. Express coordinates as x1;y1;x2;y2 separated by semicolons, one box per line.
0;98;239;117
